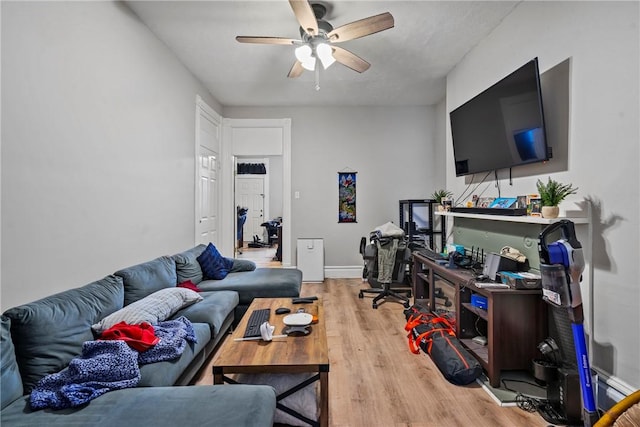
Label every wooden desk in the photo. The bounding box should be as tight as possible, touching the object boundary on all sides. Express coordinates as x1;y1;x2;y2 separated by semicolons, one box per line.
412;253;547;387
213;297;329;427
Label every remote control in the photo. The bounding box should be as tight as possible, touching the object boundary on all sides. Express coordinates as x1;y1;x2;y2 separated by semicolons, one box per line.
292;296;318;304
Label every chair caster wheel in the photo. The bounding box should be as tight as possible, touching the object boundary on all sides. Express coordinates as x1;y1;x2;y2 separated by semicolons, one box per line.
358;292;363;299
372;303;378;309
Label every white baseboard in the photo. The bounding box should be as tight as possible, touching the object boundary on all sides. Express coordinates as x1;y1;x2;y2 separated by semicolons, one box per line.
289;265;363;280
595;368;637;410
323;266;363;279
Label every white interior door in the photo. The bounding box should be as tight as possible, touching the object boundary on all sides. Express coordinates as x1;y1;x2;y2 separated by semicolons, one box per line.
195;97;221;246
235;176;265;242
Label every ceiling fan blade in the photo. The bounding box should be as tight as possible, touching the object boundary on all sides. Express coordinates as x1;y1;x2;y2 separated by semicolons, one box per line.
332;46;370;73
236;36;296;45
327;12;394;42
288;61;305;78
289;0;318;36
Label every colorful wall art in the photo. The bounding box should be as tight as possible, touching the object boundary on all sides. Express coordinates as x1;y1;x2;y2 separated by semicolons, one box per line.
338;172;357;223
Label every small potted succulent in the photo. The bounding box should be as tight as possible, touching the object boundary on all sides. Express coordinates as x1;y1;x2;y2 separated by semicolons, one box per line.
536;177;578;219
432;189;453;211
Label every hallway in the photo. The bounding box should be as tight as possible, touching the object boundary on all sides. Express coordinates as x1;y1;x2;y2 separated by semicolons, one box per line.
236;245;281;268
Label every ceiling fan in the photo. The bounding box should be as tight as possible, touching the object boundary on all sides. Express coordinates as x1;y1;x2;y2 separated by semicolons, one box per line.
236;0;394;80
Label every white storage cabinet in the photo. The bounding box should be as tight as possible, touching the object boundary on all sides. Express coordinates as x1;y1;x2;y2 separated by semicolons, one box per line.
296;238;324;282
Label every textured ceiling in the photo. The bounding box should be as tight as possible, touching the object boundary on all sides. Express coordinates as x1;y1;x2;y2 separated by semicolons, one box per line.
126;1;520;107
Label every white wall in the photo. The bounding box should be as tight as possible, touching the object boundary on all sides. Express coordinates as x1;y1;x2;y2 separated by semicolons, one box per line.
224;106;445;270
1;1;222;310
445;1;639;390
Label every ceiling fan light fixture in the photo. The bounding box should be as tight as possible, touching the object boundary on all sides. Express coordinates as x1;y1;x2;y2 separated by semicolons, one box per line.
295;44;316;71
301;59;316;71
294;44;312;62
316;42;335;69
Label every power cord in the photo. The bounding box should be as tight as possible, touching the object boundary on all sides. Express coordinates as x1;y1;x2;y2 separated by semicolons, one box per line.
474;316;485;337
503;379;576;425
516;393;543;413
454;171;492;207
500;379;548;413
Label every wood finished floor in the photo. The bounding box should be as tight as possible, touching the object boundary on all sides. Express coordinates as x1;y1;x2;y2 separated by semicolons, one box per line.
194;250;547;426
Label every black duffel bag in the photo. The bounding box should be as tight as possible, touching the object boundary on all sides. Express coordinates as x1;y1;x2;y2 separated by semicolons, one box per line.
404;305;482;386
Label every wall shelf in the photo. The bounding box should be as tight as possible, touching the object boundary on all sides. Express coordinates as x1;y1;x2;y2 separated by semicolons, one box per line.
435;210;589;225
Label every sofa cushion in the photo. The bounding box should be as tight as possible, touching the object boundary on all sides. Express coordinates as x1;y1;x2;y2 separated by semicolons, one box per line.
3;275;124;393
92;287;203;334
197;243;234;280
230;258;257;272
173;290;239;336
115;256;177;306
1;316;23;410
1;385;277;427
172;244;206;284
198;268;302;305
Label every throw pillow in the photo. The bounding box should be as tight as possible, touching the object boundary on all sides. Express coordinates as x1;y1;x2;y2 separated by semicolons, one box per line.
92;287;202;334
197;243;233;280
177;280;200;292
172;244;206;284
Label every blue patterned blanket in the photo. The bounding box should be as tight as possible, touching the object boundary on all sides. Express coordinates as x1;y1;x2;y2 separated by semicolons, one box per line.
138;316;197;365
30;316;197;410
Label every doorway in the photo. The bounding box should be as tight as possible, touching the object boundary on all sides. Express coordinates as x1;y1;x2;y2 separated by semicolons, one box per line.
235;174;266;245
235;158;280;265
221;118;292;267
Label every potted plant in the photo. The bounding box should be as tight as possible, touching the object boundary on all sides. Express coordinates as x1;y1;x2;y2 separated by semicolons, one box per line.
432;189;453;211
536;177;578;218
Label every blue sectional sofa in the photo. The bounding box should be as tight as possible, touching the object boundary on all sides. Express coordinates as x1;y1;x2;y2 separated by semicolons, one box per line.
1;245;302;426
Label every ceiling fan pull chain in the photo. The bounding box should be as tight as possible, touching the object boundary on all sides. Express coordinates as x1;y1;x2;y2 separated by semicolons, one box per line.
315;59;320;91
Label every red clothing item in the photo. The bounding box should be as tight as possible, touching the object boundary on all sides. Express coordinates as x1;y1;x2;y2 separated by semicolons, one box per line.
177;280;200;292
99;321;159;352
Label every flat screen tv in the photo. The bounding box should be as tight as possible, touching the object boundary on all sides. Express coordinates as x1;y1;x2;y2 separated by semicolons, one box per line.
450;58;550;177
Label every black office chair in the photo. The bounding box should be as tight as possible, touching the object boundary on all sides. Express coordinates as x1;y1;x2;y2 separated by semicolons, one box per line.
358;237;412;309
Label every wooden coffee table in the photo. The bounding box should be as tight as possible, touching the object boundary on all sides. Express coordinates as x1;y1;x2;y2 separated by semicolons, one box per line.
212;297;329;427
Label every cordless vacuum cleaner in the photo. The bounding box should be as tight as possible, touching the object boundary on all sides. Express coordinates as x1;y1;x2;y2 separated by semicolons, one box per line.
538;220;599;426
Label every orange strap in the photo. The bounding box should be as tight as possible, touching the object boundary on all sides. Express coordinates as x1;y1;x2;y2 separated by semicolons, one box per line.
443;335;471;369
404;313;429;331
408;327;455;353
405;314;456;354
